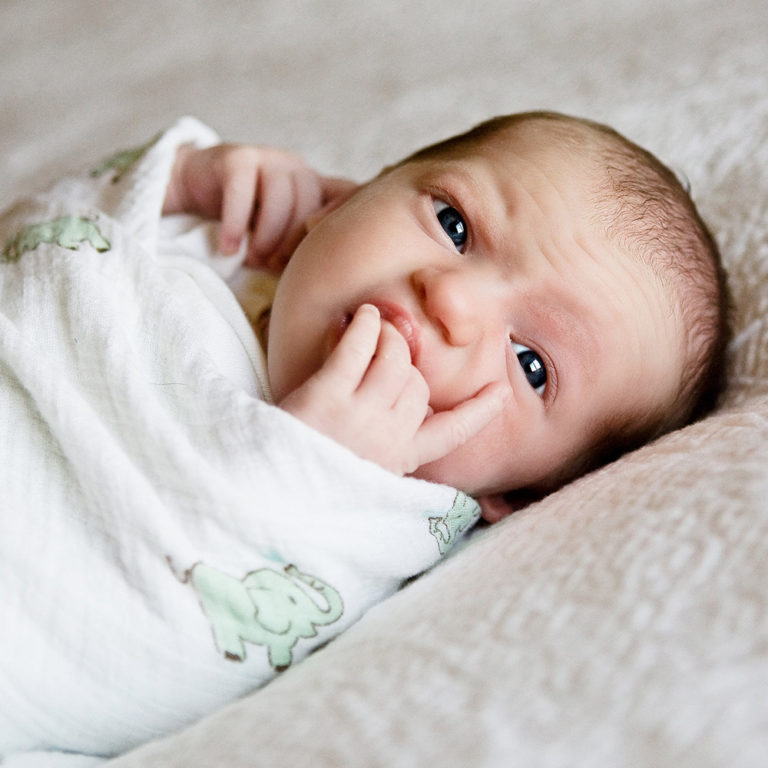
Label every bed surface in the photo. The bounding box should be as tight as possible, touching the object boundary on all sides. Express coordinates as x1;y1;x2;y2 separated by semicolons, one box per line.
3;1;768;765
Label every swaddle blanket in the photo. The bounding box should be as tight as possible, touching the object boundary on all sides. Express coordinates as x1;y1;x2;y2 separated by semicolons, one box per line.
0;118;479;763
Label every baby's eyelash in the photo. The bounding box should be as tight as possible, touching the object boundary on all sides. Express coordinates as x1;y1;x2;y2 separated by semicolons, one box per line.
432;198;468;252
511;341;547;397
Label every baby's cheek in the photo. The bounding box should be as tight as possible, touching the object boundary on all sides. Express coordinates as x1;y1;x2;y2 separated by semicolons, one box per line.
421;373;478;415
422;401;551;495
412;434;493;493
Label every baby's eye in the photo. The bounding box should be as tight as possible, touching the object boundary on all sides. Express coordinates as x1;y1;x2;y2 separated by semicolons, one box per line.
433;199;467;252
512;342;547;396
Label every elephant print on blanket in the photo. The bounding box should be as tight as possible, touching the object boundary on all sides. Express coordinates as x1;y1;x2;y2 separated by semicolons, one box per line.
1;215;111;263
428;492;481;555
90;132;161;183
184;562;344;670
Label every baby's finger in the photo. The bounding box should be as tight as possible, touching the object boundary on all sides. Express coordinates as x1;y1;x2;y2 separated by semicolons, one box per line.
302;176;359;234
265;169;323;269
391;367;431;431
357;321;413;403
291;168;324;233
320;176;359;203
413;382;508;467
248;166;295;262
219;163;258;255
315;304;381;392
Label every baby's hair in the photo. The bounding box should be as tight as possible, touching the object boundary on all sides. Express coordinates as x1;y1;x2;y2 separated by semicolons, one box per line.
397;111;731;486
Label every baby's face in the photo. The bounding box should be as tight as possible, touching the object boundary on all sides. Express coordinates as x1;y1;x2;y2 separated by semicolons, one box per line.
268;129;683;518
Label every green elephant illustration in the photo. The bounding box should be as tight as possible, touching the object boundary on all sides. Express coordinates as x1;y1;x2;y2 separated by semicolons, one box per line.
90;132;161;183
428;492;481;555
2;215;110;263
186;562;344;670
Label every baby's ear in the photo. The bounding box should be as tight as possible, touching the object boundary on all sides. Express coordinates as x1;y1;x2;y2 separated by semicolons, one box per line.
305;177;360;231
477;491;539;523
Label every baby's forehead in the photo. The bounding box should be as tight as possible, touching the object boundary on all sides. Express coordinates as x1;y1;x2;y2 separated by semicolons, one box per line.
426;126;606;203
444;126;682;329
410;124;678;312
463;118;602;163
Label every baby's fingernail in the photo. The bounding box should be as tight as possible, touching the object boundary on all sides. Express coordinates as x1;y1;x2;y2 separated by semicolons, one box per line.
358;303;380;318
221;234;242;255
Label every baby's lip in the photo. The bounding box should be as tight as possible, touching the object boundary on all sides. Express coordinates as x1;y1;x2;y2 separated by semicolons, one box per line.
330;301;421;365
371;300;421;365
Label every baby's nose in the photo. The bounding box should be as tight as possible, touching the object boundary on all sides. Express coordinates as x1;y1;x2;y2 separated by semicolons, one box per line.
412;267;483;347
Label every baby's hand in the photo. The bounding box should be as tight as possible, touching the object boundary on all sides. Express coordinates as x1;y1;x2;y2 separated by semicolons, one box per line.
163;143;356;271
279;305;507;475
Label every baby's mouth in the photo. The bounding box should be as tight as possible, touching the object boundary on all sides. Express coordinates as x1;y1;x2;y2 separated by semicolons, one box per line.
331;303;420;365
375;302;420;364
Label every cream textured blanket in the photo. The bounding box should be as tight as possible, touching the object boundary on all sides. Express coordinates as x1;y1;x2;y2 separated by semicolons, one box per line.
2;0;768;766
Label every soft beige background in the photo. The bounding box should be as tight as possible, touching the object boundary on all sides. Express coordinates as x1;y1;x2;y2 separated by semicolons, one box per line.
3;1;768;765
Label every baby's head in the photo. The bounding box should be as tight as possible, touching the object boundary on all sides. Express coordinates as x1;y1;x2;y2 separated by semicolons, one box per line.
268;111;730;521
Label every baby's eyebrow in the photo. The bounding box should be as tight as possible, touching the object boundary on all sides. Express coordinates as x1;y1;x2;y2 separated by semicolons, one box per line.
436;161;509;255
526;293;600;397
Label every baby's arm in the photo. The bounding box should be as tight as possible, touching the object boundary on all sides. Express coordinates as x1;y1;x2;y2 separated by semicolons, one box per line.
279;305;507;476
163;143;356;270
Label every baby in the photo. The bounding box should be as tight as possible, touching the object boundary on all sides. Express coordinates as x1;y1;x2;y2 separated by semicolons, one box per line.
165;110;730;520
0;111;728;763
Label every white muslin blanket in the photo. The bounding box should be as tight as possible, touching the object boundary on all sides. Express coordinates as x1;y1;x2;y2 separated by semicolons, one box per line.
0;118;479;764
